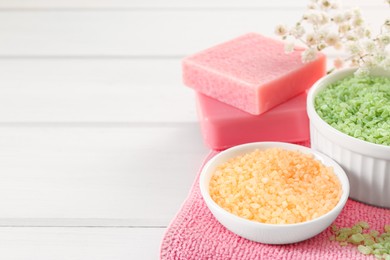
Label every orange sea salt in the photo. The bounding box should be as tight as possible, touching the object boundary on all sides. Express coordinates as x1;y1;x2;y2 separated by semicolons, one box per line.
209;148;342;224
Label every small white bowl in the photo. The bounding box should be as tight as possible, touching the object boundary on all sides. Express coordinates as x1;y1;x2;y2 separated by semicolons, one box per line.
307;67;390;208
199;142;349;244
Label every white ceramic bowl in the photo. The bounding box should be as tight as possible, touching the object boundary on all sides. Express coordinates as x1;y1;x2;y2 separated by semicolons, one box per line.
307;67;390;208
199;142;349;244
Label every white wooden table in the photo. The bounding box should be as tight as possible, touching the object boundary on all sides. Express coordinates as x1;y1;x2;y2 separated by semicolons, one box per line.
0;1;384;259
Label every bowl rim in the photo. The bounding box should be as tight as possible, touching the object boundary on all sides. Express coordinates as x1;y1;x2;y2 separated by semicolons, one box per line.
199;142;350;228
307;67;390;159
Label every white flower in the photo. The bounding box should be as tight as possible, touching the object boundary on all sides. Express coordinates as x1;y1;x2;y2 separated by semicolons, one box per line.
362;55;375;68
303;10;321;24
384;19;390;31
334;41;343;50
290;25;305;38
385;44;390;56
352;8;362;18
319;12;330;24
373;51;386;64
305;32;317;45
320;0;331;9
352;26;371;38
317;28;330;40
333;58;344;69
284;41;295;53
364;28;372;38
275;24;288;36
360;39;376;52
361;39;376;53
301;48;318;63
355;67;370;77
332;12;345;24
354;27;366;38
325;32;339;46
346;42;361;54
350;58;359;67
380;57;390;71
317;43;327;51
345;32;357;41
338;23;351;34
378;34;390;46
352;17;364;27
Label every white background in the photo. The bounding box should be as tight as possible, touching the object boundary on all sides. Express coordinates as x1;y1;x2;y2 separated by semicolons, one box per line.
0;0;386;259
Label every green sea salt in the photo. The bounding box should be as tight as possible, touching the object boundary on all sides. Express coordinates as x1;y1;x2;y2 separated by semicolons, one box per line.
330;222;390;259
315;75;390;146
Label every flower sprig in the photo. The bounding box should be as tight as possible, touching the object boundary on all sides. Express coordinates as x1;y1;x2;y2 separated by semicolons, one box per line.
275;0;390;76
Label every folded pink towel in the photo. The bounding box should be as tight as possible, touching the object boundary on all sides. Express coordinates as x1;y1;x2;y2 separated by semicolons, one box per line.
160;150;390;260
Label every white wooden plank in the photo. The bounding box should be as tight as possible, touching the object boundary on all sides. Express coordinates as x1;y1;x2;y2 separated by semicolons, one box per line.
0;59;198;123
0;0;383;9
0;58;362;124
0;9;386;56
0;125;208;226
0;227;164;260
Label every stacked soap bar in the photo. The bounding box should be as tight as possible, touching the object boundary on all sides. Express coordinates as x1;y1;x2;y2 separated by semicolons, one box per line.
183;33;326;150
196;92;310;150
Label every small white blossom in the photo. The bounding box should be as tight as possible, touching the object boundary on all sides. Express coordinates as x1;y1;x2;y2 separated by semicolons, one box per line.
373;51;386;64
317;28;330;40
378;34;390;46
320;0;331;9
385;44;390;55
361;39;376;53
334;41;343;50
345;32;357;41
355;66;370;77
290;25;305;38
354;27;366;38
346;42;361;54
275;24;288;36
362;55;375;68
364;28;372;38
325;32;339;46
306;32;317;45
320;12;330;24
352;17;364;27
317;43;327;51
332;12;345;24
352;8;362;18
303;10;322;24
301;48;318;63
384;19;390;31
338;23;351;34
352;26;371;38
350;58;359;67
380;57;390;71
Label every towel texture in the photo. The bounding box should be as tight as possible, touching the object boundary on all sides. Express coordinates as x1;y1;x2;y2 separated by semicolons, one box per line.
160;150;390;260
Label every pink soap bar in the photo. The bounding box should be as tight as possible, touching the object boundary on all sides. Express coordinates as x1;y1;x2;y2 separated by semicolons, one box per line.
183;33;326;115
196;92;310;150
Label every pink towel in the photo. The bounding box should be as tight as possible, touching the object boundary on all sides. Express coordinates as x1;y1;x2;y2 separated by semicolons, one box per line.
160;149;390;260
